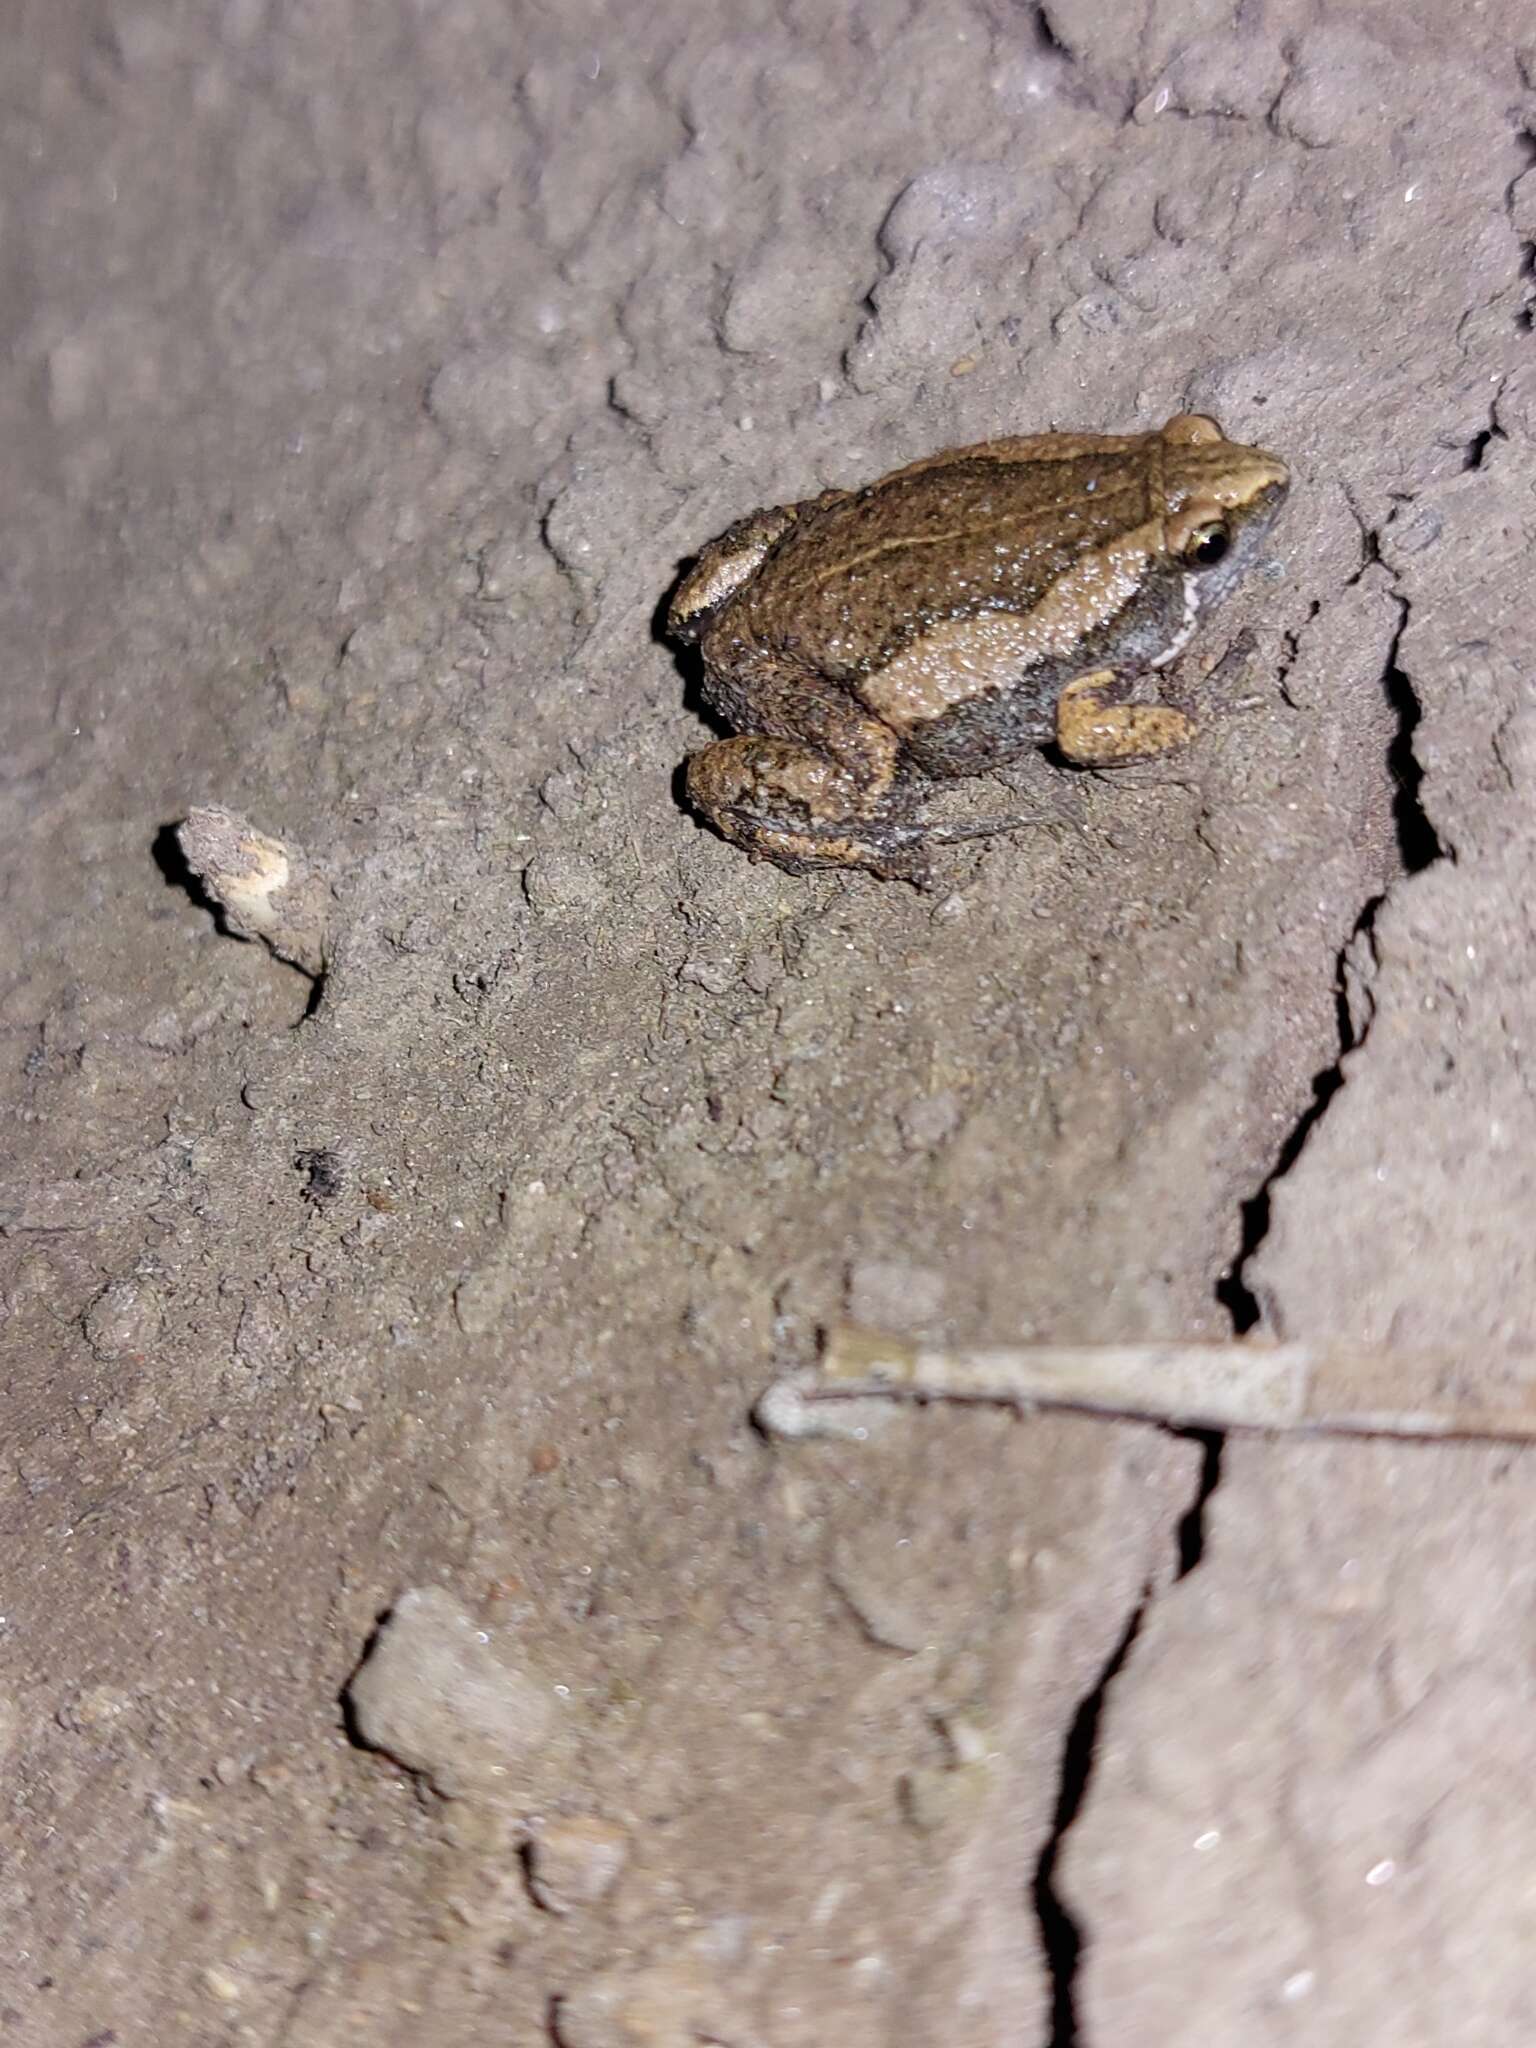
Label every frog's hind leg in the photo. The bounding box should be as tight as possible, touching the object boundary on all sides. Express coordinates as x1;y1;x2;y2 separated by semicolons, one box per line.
1055;669;1196;765
685;679;924;878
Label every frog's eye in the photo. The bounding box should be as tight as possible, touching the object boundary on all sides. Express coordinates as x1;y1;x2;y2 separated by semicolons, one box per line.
1183;521;1230;568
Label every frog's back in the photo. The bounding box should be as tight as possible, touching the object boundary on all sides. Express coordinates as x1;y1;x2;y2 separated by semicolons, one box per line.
723;436;1158;683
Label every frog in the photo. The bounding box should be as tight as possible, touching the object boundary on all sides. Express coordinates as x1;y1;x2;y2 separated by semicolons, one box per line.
666;412;1289;878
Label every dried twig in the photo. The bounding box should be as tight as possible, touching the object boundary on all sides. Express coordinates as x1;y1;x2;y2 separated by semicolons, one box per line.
756;1325;1536;1445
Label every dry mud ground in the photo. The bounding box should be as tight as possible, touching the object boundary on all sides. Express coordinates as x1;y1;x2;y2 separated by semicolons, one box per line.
3;4;1535;2044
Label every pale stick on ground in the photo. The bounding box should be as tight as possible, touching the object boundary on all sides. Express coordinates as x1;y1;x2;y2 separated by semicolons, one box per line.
756;1326;1536;1446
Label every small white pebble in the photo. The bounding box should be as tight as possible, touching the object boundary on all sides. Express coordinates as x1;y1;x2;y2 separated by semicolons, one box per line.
524;1813;630;1914
1365;1859;1396;1886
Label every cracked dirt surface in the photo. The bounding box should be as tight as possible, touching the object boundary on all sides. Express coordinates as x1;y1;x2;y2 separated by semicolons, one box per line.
2;3;1533;2043
1066;356;1536;2047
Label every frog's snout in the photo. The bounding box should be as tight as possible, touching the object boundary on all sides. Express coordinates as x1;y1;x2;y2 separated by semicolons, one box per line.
1249;443;1291;503
1254;470;1289;525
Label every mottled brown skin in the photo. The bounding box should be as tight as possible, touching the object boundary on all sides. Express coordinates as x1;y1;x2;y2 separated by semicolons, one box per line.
667;413;1290;878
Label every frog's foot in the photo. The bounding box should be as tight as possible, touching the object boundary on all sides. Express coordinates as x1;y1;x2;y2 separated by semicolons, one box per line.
685;735;929;880
1055;669;1196;766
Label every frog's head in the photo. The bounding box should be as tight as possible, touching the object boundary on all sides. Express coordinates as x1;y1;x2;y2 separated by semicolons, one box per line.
1157;412;1290;614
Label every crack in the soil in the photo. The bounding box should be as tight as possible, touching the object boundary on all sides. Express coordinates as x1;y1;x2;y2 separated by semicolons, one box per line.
1215;1023;1354;1332
1508;119;1536;330
1221;561;1445;1331
1460;374;1508;473
1380;592;1446;876
1030;535;1451;2036
1172;1427;1224;1575
1031;1591;1147;2046
1030;1416;1225;2041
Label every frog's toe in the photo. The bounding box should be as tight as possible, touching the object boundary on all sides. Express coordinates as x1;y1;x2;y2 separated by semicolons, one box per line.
753;826;931;883
684;736;925;880
1055;673;1197;765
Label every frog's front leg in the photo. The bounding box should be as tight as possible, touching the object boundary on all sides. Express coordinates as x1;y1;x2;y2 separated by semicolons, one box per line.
685;704;926;879
1055;669;1197;766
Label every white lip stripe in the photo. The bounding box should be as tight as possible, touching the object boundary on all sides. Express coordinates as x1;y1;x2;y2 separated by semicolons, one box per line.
1150;573;1200;670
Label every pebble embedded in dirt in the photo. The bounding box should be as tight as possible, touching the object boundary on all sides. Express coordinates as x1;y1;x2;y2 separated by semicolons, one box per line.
677;954;735;994
523;850;609;916
524;1813;630;1913
900;1759;986;1834
345;1586;559;1800
827;1540;937;1654
897;1090;961;1152
81;1277;164;1360
174;805;329;976
550;1954;738;2048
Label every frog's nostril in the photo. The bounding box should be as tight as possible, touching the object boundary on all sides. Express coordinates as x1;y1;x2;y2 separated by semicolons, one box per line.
1253;475;1289;518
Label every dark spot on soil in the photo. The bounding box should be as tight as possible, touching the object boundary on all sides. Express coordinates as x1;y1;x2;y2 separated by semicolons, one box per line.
296;1147;345;1203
